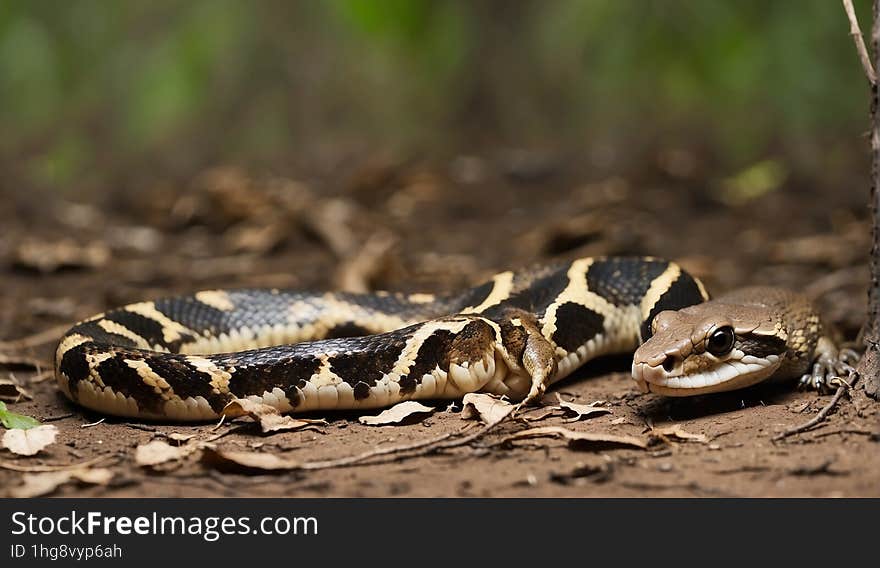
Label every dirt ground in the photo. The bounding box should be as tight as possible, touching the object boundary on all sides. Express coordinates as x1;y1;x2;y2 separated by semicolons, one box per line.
0;154;878;497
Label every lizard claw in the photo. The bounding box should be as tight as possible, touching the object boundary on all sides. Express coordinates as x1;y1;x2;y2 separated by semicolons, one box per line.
798;348;859;393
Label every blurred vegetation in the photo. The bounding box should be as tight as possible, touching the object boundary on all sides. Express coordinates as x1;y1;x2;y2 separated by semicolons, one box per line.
0;0;873;193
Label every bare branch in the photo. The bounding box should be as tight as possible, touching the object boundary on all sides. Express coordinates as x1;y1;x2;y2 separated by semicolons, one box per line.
773;374;859;441
843;0;878;85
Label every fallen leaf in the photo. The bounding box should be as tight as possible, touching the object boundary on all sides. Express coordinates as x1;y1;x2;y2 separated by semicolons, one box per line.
358;401;434;426
135;440;198;467
461;393;514;425
202;447;300;474
0;402;40;430
2;424;58;455
222;398;326;434
502;426;648;450
651;425;708;443
555;394;611;422
0;377;31;402
522;408;557;422
10;468;113;498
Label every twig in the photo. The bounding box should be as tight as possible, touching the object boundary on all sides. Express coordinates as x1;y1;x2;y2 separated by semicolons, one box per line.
299;415;511;471
122;423;157;433
811;427;874;439
299;431;457;470
842;0;878;85
41;413;74;422
210;414;226;431
773;373;859;441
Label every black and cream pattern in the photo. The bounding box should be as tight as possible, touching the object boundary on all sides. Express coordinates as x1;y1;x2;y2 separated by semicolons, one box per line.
55;256;710;421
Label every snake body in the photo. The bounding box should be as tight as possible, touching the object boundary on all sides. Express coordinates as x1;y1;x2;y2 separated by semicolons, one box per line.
54;256;845;422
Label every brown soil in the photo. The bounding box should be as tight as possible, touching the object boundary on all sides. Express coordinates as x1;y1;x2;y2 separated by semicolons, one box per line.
1;156;877;497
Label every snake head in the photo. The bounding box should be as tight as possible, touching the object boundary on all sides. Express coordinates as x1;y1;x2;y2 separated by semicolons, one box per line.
631;298;788;396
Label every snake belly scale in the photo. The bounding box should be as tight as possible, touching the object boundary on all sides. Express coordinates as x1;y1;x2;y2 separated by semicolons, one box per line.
54;256;844;422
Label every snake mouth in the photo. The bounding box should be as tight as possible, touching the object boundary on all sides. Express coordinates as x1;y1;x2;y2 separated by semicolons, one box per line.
632;355;781;397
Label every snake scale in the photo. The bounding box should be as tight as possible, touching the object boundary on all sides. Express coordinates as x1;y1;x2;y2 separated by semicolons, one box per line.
54;256;855;421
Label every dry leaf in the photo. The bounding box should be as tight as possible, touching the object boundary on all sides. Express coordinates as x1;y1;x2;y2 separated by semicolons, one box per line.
2;425;58;456
222;398;326;434
11;467;113;498
358;401;434;426
522;408;558;422
0;376;31;401
651;425;708;443
503;426;648;450
555;394;611;422
461;393;514;425
202;447;299;474
135;440;198;467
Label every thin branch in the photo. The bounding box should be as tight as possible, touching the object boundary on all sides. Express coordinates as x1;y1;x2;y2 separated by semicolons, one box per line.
843;0;878;85
773;373;859;441
299;415;512;471
299;430;457;470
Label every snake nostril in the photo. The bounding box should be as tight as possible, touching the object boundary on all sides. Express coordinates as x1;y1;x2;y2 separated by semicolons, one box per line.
662;356;676;373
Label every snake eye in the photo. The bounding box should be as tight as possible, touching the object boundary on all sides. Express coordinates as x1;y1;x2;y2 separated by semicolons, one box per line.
706;326;735;356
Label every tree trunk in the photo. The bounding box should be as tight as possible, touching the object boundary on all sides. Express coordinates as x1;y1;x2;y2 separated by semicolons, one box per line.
859;0;880;399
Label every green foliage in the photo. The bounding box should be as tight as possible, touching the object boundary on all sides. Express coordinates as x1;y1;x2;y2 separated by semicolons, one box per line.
0;401;41;430
0;0;873;188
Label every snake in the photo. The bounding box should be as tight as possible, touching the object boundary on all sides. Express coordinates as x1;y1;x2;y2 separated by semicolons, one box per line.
53;256;856;421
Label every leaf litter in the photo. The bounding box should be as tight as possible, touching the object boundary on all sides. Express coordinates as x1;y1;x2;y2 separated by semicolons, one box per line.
554;393;612;422
0;375;32;401
498;426;648;451
135;440;200;467
461;393;515;425
650;424;709;443
2;424;57;456
358;401;434;425
10;467;114;498
221;398;327;434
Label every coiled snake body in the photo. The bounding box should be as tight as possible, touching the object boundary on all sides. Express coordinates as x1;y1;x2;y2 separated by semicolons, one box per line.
54;257;853;421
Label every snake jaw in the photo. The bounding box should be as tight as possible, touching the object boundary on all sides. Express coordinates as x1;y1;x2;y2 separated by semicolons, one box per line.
633;352;782;396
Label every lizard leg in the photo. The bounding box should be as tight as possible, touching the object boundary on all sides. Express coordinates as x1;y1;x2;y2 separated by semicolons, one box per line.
519;320;558;406
799;337;859;393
